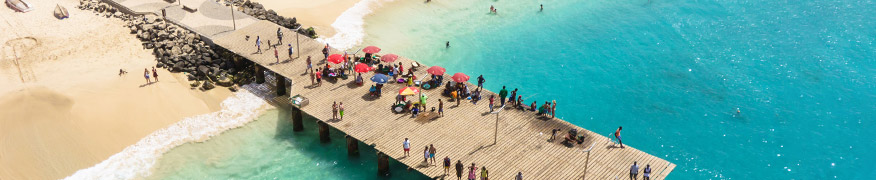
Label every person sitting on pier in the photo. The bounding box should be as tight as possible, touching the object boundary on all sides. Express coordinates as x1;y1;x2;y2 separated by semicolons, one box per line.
562;129;585;147
356;73;364;86
470;88;481;105
369;85;378;96
411;105;420;118
530;101;537;111
516;95;525;110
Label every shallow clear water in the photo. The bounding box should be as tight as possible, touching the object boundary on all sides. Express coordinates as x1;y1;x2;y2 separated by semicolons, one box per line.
360;0;876;179
148;109;428;179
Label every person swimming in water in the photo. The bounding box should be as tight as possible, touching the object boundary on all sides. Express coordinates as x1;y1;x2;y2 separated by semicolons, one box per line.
446;41;450;48
540;4;543;11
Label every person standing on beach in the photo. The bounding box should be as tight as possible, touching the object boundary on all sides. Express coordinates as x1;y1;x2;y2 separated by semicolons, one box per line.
455;160;464;180
551;100;557;118
643;164;651;180
443;156;451;175
339;102;345;120
615;126;624;148
438;99;444;117
255;36;262;53
477;75;485;89
468;163;478;180
144;68;151;83
277;28;283;44
429;144;437;165
152;67;158;82
499;86;508;107
403;138;411;157
332;101;338;120
629;161;639;180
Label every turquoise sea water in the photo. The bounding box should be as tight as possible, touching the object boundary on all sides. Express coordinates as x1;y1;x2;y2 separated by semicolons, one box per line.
148;0;875;179
360;0;876;179
147;109;427;179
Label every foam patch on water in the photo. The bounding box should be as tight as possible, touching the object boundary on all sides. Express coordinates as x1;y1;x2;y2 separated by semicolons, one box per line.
317;0;395;51
64;84;273;180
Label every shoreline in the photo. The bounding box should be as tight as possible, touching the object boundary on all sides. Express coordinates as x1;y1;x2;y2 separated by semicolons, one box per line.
0;0;233;179
250;0;361;38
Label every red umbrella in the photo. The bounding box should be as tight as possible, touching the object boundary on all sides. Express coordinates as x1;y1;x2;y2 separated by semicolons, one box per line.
354;63;372;73
363;46;381;54
380;54;399;62
451;73;470;82
327;54;344;64
426;66;446;75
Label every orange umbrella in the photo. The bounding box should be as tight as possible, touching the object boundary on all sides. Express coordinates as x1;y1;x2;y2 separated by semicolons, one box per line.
380;54;399;62
354;63;372;73
363;46;381;54
399;87;419;96
328;54;344;64
451;73;470;82
426;66;446;75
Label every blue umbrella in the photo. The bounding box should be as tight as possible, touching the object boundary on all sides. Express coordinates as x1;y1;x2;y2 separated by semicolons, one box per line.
370;74;389;84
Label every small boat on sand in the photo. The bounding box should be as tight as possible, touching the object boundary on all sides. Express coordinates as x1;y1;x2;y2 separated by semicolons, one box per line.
5;0;33;12
54;4;69;19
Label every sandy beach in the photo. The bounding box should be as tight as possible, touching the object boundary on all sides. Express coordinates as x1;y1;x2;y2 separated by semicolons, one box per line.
250;0;360;37
0;0;231;179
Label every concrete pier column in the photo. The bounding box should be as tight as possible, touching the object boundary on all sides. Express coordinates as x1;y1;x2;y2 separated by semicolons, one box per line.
276;73;286;96
318;120;330;142
377;152;389;176
291;107;303;132
255;65;265;84
345;135;359;156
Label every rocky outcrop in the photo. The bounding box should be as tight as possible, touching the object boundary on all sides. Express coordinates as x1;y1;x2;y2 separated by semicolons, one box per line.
77;0;256;90
224;0;318;38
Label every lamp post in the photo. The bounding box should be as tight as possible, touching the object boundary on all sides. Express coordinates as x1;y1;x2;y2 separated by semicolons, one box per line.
489;105;505;145
581;142;596;179
294;27;300;58
230;2;236;30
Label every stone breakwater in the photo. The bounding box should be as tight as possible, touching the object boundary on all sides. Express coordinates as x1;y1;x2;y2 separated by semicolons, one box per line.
223;0;319;38
77;0;260;91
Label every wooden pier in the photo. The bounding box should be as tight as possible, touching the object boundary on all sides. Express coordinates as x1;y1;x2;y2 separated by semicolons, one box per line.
105;0;676;178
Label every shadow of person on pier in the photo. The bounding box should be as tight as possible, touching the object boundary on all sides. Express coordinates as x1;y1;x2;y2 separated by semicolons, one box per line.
139;81;156;87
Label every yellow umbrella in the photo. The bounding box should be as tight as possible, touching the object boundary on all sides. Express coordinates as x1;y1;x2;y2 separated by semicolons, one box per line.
398;87;419;96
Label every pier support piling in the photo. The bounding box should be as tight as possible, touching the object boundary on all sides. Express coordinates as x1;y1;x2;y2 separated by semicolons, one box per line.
255;65;265;84
276;73;286;96
318;120;330;142
345;135;359;156
377;152;389;176
291;107;303;131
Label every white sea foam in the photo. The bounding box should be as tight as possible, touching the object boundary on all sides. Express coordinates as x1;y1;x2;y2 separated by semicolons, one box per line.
318;0;395;51
64;84;274;180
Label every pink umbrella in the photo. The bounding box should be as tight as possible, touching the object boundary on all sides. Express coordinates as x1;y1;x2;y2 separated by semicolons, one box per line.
380;54;399;62
354;63;372;73
451;73;470;82
426;66;446;75
363;46;381;54
327;54;344;64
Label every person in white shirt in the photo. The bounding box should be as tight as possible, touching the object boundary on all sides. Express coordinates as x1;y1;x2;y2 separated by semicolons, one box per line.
403;138;411;157
643;164;651;180
629;161;640;180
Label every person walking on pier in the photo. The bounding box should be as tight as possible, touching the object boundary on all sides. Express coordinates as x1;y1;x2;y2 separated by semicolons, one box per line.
629;161;640;180
477;75;485;89
429;144;437;165
438;99;444;117
488;95;495;112
480;166;489;180
615;126;624;148
277;28;283;44
403;138;411;157
643;164;652;180
274;47;279;63
423;146;430;164
332;101;338;120
516;172;523;180
499;86;508;107
339;102;345;120
309;69;315;86
468;163;478;180
305;56;313;73
144;68;151;84
287;44;294;61
455;160;464;180
255;36;262;54
443;156;451;175
152;67;158;82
